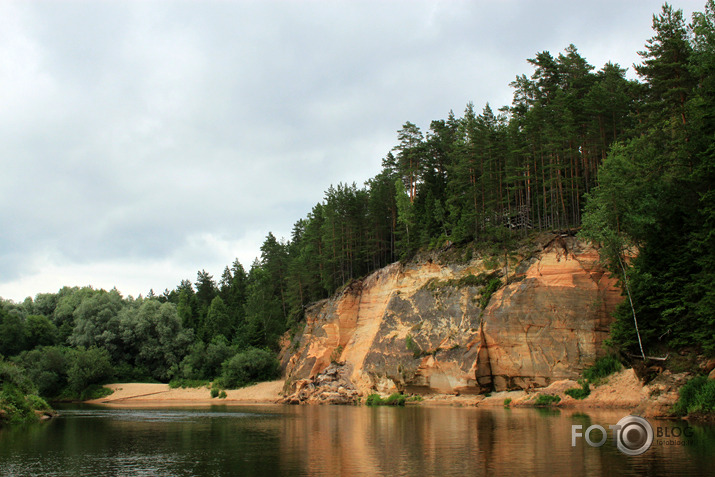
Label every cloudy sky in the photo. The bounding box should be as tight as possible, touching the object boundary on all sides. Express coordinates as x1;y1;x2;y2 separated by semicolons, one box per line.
0;0;701;302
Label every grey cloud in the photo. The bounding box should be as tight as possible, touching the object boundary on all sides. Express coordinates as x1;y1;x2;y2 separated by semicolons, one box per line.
0;0;695;300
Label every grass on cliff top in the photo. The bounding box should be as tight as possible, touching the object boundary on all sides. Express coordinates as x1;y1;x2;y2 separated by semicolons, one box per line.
422;271;499;291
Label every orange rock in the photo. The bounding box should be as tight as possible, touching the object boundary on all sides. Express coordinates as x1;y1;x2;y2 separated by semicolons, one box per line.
281;235;623;397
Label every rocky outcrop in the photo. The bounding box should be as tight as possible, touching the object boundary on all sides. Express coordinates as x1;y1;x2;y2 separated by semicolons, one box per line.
281;235;623;400
281;363;360;405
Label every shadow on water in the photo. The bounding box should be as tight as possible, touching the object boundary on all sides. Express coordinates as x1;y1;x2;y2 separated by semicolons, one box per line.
1;405;713;476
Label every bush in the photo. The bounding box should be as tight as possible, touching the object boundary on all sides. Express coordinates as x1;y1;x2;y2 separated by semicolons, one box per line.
534;394;561;406
673;376;715;416
503;397;512;408
365;393;406;406
169;378;210;389
25;394;51;412
210;388;219;398
78;384;113;401
66;347;113;397
15;347;70;398
583;355;622;384
0;359;52;424
565;380;591;400
221;348;281;389
479;278;502;309
218;390;227;399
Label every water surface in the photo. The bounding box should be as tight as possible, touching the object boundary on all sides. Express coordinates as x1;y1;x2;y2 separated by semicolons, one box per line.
1;405;712;476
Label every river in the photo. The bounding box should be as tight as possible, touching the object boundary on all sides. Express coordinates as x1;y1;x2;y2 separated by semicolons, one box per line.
0;404;712;476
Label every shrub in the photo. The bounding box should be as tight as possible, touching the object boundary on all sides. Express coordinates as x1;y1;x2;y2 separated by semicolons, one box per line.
365;393;382;406
503;397;512;408
479;278;502;309
534;394;561;406
0;359;52;424
221;348;281;389
79;384;114;401
583;355;622;384
219;390;227;399
673;376;715;416
25;394;51;412
169;379;210;389
384;393;406;406
365;393;406;406
66;347;113;397
330;345;344;364
210;388;219;398
565;380;591;400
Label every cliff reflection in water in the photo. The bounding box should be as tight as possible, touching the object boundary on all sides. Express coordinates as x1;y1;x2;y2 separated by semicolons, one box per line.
0;405;712;476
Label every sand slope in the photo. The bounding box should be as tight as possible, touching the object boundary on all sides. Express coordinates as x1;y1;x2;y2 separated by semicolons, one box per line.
87;380;284;406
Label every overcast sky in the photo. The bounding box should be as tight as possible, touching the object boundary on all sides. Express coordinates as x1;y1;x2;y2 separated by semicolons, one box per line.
0;0;702;302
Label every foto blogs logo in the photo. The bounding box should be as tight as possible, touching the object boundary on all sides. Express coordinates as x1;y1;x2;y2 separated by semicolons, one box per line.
572;415;654;456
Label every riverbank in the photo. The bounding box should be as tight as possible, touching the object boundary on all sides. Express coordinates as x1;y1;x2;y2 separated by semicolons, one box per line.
422;368;691;418
86;368;680;416
85;380;284;406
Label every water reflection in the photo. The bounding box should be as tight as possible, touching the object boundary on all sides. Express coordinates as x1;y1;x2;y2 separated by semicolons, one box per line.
0;405;712;476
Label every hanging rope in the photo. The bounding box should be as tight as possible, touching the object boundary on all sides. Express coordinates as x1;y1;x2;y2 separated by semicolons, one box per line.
617;253;646;360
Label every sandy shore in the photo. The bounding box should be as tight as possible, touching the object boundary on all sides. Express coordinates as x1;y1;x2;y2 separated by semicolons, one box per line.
87;368;686;417
86;380;285;406
421;368;684;417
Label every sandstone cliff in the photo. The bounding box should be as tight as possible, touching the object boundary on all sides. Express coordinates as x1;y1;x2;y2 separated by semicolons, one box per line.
280;235;623;402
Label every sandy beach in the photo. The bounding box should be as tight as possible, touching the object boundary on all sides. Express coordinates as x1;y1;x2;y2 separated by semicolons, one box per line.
86;380;285;406
85;367;685;418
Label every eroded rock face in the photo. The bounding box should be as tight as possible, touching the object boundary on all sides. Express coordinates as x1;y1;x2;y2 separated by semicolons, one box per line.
281;235;622;398
281;363;360;405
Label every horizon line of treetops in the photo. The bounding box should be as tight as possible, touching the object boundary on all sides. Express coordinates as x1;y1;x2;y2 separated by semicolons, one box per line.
1;2;713;392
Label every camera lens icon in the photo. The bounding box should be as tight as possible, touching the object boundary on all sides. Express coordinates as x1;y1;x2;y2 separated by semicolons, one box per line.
615;415;653;456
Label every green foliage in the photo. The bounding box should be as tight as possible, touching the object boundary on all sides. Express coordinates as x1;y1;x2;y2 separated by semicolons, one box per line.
77;384;114;401
14;346;69;398
25;394;51;412
583;355;622;384
169;378;210;389
203;296;232;343
0;358;51;425
503;397;512;407
221;348;281;389
365;393;406;406
672;375;715;416
534;394;561;406
66;347;113;397
330;345;344;364
424;271;499;291
218;390;227;399
25;315;57;348
210;388;219;398
565;380;591;400
0;309;27;357
580;2;715;356
405;334;426;359
479;278;502;309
